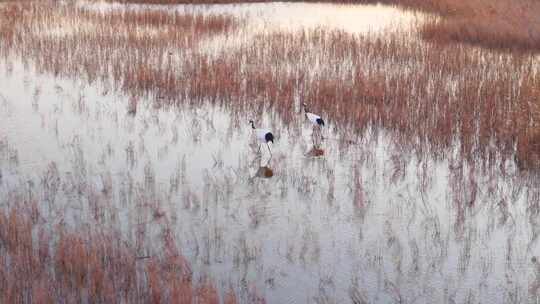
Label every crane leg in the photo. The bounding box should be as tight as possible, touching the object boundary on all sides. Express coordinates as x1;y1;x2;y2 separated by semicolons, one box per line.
266;143;272;159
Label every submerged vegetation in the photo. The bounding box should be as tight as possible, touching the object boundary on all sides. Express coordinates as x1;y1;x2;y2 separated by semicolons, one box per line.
0;0;539;303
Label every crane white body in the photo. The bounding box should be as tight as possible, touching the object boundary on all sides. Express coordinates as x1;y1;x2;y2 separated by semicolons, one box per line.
303;103;325;127
249;120;274;157
306;112;322;125
255;128;272;142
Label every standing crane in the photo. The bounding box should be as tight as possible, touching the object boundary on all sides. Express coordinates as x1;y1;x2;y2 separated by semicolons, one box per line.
302;103;325;144
249;119;274;157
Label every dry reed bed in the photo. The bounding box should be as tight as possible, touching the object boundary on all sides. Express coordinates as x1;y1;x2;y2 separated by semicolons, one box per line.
234;29;540;167
0;205;239;303
419;0;540;52
110;0;540;53
1;1;538;168
0;2;239;83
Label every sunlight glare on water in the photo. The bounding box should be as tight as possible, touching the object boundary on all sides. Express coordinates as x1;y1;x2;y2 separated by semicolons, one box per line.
84;2;421;34
184;2;421;33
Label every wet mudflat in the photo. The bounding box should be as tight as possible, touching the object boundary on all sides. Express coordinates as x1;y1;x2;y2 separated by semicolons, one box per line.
0;1;539;303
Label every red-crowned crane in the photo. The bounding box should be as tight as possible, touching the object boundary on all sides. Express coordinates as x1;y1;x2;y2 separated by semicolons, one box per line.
303;103;325;145
249;120;274;157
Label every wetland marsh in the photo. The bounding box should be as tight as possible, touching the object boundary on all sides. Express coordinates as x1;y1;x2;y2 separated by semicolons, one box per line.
0;1;539;303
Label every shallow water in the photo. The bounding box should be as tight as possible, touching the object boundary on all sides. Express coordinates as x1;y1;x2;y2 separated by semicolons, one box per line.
2;60;539;303
84;1;421;34
1;2;540;304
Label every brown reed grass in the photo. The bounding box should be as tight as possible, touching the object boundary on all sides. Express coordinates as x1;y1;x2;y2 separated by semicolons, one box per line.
109;0;540;53
0;206;231;303
419;0;540;52
1;0;538;168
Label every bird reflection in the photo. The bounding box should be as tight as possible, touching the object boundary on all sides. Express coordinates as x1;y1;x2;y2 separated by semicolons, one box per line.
255;166;274;178
251;156;274;179
305;146;324;157
311;128;323;148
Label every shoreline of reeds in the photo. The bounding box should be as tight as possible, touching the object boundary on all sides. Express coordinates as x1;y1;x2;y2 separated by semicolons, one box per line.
105;0;540;53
